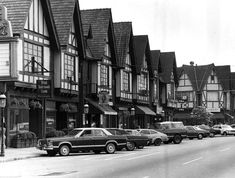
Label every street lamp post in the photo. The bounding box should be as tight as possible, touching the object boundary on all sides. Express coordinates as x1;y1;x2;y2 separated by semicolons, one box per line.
0;94;6;157
130;107;135;129
83;103;89;127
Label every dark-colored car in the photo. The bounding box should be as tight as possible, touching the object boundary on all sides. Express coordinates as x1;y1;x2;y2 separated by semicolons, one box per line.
196;124;219;137
37;128;127;156
106;128;149;151
154;121;187;144
185;126;206;139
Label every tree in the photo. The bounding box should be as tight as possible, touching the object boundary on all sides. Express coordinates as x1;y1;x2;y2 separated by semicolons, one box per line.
190;106;213;125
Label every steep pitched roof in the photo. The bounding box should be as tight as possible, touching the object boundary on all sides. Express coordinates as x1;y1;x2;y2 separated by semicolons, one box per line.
231;72;235;94
81;8;114;59
3;0;59;48
133;35;151;74
159;52;177;84
3;0;32;34
178;64;230;91
150;50;161;75
50;0;75;46
113;22;132;67
215;65;231;90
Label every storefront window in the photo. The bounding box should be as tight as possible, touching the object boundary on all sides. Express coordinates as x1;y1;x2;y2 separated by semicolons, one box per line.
9;109;29;134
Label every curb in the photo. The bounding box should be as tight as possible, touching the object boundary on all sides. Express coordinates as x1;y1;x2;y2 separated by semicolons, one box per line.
0;154;40;163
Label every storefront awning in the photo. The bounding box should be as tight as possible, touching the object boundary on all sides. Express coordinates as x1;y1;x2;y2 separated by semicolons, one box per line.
87;99;117;115
135;106;156;116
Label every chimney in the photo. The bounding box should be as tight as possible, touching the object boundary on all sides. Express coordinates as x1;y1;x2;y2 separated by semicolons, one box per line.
190;61;194;66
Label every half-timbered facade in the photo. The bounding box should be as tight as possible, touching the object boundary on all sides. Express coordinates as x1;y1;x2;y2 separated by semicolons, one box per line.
113;22;136;129
175;63;232;124
132;35;156;128
81;9;118;128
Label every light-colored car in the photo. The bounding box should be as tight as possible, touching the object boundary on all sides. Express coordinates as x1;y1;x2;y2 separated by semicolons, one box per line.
137;129;168;146
212;124;235;136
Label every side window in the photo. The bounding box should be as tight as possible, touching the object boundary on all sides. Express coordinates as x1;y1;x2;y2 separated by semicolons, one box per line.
81;130;92;137
93;130;106;136
150;130;157;134
141;130;150;134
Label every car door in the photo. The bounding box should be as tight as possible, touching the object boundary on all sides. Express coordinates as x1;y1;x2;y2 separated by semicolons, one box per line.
91;129;107;147
186;127;196;137
75;129;93;148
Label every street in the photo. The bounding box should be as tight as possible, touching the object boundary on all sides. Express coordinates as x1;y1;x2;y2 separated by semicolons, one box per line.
1;136;235;178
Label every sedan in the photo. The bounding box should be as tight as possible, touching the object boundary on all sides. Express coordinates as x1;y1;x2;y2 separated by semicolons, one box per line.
185;126;205;140
37;128;127;156
213;124;235;136
106;128;149;151
196;124;220;137
137;129;168;146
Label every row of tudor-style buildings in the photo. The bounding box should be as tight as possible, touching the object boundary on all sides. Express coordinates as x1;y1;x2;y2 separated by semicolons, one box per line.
0;0;235;147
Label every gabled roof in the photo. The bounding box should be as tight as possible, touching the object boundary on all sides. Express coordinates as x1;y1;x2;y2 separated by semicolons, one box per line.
178;64;230;91
3;0;59;48
81;8;115;60
133;35;151;74
231;72;235;94
215;65;231;90
113;22;132;67
3;0;32;34
159;52;177;84
50;0;75;46
150;50;161;75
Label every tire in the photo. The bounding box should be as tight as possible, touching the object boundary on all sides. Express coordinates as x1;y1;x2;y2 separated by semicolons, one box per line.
59;144;70;156
173;135;182;144
126;141;135;151
154;138;162;146
222;132;227;136
209;133;215;137
105;143;116;154
137;145;144;149
47;150;57;156
93;150;101;154
197;134;203;140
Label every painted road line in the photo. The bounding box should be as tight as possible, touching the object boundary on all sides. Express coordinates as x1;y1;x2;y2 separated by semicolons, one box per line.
219;148;231;152
183;157;203;165
105;153;137;160
126;152;160;161
142;176;149;178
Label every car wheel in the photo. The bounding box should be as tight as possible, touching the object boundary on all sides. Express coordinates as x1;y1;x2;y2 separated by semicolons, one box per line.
93;150;101;154
105;143;116;154
154;138;162;146
137;145;144;149
209;133;215;137
197;134;203;140
59;144;70;156
126;141;135;151
173;135;182;144
222;132;227;136
47;150;57;156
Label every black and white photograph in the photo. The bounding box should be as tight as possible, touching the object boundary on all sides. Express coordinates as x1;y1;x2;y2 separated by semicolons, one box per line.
1;0;235;177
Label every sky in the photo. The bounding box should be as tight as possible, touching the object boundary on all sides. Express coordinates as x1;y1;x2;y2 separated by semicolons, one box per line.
79;0;235;71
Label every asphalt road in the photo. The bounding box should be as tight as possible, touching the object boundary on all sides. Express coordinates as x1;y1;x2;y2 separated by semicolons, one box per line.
1;136;235;178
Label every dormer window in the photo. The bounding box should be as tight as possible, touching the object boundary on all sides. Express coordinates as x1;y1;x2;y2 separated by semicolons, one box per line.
211;75;215;83
104;35;111;57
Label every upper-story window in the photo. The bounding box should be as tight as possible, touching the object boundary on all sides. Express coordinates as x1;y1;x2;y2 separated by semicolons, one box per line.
24;42;43;74
64;54;75;81
100;58;111;87
139;73;147;90
122;51;132;92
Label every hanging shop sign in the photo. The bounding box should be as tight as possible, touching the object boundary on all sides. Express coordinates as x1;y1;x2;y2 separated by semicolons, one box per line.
37;80;51;97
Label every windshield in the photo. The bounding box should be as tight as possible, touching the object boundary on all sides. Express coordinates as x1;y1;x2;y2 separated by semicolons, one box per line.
67;129;82;136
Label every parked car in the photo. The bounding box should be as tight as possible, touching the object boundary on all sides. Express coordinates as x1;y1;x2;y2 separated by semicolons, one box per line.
137;129;168;146
196;124;219;137
185;126;205;139
154;121;187;144
231;124;235;129
106;128;149;151
37;128;127;156
212;124;235;136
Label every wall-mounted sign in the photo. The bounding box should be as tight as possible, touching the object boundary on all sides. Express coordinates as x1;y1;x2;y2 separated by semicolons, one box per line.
37;80;51;97
206;108;220;113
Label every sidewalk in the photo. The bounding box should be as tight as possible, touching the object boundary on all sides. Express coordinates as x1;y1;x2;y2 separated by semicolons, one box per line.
0;147;43;163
